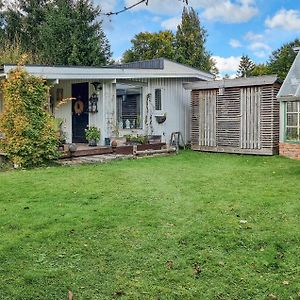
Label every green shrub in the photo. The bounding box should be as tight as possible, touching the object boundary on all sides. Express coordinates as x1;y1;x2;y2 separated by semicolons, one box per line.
0;67;59;167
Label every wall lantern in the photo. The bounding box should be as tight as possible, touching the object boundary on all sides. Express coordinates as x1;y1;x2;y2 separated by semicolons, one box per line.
88;82;102;113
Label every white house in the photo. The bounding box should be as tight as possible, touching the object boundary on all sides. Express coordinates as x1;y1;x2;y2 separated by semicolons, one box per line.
0;58;213;145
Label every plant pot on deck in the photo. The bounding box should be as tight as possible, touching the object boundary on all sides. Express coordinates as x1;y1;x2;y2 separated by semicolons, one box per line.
88;139;97;147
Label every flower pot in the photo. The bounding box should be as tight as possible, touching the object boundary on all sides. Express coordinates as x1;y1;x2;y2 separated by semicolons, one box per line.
88;139;97;147
155;115;166;124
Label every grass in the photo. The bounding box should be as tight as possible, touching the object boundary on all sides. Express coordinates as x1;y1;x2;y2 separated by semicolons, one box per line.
0;151;300;300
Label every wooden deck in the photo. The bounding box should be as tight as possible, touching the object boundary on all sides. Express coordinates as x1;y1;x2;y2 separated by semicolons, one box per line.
60;143;166;158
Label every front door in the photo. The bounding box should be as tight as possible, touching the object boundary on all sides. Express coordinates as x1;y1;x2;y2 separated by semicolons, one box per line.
72;83;89;143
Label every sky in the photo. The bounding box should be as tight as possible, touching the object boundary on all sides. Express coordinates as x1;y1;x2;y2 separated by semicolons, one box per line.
96;0;300;76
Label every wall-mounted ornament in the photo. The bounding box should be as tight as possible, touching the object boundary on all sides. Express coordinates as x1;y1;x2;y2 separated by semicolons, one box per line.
88;82;102;113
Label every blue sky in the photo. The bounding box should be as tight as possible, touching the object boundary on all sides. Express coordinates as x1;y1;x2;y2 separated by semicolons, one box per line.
98;0;300;76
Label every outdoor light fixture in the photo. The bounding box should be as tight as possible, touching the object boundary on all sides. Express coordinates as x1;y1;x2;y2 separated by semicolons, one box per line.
88;82;102;113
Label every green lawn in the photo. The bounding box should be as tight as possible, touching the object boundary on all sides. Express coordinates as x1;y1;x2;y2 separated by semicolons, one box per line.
0;151;299;300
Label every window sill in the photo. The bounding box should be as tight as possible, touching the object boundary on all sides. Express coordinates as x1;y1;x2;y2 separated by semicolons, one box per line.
283;140;300;144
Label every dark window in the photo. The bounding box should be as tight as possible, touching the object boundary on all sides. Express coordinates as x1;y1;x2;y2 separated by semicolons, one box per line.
155;89;162;111
116;84;142;129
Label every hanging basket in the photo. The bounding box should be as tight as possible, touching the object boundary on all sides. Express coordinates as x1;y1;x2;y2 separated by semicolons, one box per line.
155;115;166;124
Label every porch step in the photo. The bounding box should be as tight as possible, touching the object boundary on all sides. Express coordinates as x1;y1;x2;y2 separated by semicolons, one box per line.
60;143;166;158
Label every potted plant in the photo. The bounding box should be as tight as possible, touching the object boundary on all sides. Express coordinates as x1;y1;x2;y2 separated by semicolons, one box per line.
155;113;167;124
85;126;101;146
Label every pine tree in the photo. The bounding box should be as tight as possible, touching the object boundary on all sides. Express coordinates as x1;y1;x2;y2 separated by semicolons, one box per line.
68;0;111;66
175;7;214;73
39;0;74;65
1;0;112;66
236;55;255;78
18;0;48;55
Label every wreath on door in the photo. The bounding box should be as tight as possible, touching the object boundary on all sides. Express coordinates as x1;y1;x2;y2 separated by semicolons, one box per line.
74;100;84;115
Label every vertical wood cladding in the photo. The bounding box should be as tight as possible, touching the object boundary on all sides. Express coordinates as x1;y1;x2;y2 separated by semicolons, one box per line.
191;84;280;155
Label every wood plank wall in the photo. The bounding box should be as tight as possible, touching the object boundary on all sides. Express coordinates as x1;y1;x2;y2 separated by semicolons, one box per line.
191;84;280;155
217;87;240;147
198;90;217;146
240;87;261;149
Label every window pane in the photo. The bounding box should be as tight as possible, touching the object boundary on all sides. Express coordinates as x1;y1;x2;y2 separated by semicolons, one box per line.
286;127;299;141
287;101;299;113
116;84;142;129
286;113;298;126
155;89;162;111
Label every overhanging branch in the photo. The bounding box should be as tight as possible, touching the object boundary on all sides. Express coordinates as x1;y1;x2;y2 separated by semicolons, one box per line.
101;0;189;16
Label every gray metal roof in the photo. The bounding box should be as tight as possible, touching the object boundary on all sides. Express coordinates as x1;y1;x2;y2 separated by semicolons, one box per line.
184;75;280;90
105;58;164;69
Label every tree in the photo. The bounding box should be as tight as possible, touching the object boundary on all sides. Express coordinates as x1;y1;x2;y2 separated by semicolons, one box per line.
267;38;300;80
38;0;74;65
0;41;38;65
236;55;255;78
1;0;112;66
3;6;23;45
122;31;175;62
68;0;111;66
18;0;48;55
175;7;214;73
249;63;270;77
0;0;5;43
0;67;59;167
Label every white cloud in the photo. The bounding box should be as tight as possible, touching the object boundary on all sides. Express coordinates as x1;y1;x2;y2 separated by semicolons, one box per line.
202;0;258;23
249;42;271;51
253;51;268;58
125;0;258;23
97;0;117;14
244;31;263;41
125;0;184;15
265;9;300;32
212;55;241;73
96;0;118;31
248;41;271;58
161;17;181;30
229;39;242;48
152;16;162;23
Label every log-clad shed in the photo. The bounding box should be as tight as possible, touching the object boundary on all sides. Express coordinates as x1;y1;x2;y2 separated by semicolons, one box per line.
184;75;281;155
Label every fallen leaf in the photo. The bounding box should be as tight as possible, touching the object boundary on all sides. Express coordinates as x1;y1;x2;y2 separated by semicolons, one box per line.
218;261;225;267
193;262;201;278
68;290;73;300
282;280;289;285
166;260;173;270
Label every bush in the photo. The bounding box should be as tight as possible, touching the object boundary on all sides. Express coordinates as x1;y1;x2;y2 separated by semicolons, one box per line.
0;67;59;167
85;126;101;141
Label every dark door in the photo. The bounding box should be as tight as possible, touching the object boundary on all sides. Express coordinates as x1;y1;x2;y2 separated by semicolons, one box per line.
72;82;89;143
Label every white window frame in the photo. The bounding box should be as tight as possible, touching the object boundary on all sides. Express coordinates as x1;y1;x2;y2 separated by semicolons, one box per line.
154;87;164;115
285;100;300;142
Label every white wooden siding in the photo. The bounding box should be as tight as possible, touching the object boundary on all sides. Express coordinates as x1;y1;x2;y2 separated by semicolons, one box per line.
53;77;193;145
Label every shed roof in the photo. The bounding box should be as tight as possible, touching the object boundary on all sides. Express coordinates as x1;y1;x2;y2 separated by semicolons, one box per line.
184;75;280;90
277;49;300;100
0;58;213;81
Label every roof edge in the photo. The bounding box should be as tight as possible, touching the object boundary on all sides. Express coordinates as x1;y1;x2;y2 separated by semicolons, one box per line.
184;75;280;90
